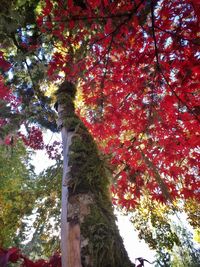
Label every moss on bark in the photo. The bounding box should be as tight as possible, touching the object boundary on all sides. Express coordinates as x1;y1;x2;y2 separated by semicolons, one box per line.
56;81;134;267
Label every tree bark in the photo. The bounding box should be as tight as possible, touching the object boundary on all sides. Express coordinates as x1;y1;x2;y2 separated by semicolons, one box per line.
58;97;82;267
56;81;134;267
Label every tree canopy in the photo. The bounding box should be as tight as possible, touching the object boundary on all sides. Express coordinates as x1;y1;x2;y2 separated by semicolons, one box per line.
0;0;199;266
19;0;200;205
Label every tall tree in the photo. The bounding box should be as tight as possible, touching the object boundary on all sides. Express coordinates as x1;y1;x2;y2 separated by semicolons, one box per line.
0;0;199;266
56;81;133;267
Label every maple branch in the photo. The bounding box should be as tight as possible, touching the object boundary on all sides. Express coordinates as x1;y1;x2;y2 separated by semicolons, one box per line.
150;0;160;69
49;12;133;23
112;136;137;180
161;70;200;123
150;1;200;123
99;35;114;110
86;9;132;74
139;148;172;202
85;41;113;75
90;0;145;47
154;25;200;46
85;0;146;107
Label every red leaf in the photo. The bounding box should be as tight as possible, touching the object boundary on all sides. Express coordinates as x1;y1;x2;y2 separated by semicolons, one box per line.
86;0;101;8
181;188;194;198
0;51;11;71
48;253;61;267
22;258;48;267
0;247;20;267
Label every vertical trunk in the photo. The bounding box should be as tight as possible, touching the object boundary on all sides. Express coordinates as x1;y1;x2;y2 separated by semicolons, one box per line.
60;127;78;267
56;81;134;267
59;108;68;267
58;102;82;267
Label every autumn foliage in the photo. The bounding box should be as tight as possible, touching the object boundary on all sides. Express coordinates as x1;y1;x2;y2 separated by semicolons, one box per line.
0;0;200;265
0;247;61;267
37;0;200;208
1;0;200;208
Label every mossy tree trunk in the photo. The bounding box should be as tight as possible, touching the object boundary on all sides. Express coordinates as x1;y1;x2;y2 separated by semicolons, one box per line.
56;81;134;267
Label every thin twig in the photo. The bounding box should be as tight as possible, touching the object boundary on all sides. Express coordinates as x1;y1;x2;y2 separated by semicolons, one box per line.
150;0;200;123
154;25;200;46
150;0;160;69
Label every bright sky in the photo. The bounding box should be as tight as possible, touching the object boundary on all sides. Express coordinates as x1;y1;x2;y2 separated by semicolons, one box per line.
116;212;155;265
31;131;156;266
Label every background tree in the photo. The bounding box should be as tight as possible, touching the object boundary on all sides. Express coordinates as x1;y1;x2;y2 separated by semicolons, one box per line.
130;197;200;266
170;227;200;267
0;141;35;248
19;162;63;259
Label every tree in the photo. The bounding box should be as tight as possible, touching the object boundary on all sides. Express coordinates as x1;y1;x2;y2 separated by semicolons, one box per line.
170;226;200;267
0;141;35;248
131;197;180;252
37;0;200;206
0;0;199;266
56;81;134;267
130;196;200;267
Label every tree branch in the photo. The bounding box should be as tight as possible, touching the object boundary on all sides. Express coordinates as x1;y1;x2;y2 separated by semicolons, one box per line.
150;0;160;69
150;0;200;123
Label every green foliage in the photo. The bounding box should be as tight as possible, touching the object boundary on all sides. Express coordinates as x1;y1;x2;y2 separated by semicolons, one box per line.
0;139;62;258
184;199;200;229
128;196;199;266
0;141;35;247
131;198;180;251
154;249;171;267
0;100;22;140
130;195;200;266
170;227;200;267
0;0;57;133
19;162;62;259
0;0;40;47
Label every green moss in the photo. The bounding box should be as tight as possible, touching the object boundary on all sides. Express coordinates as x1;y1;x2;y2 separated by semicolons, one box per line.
81;204;134;267
67;122;110;194
56;82;134;267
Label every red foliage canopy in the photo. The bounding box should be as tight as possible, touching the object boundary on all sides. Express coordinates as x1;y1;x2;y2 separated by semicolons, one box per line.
38;0;200;208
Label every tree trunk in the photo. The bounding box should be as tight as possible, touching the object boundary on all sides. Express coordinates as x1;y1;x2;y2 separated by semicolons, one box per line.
56;81;134;267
